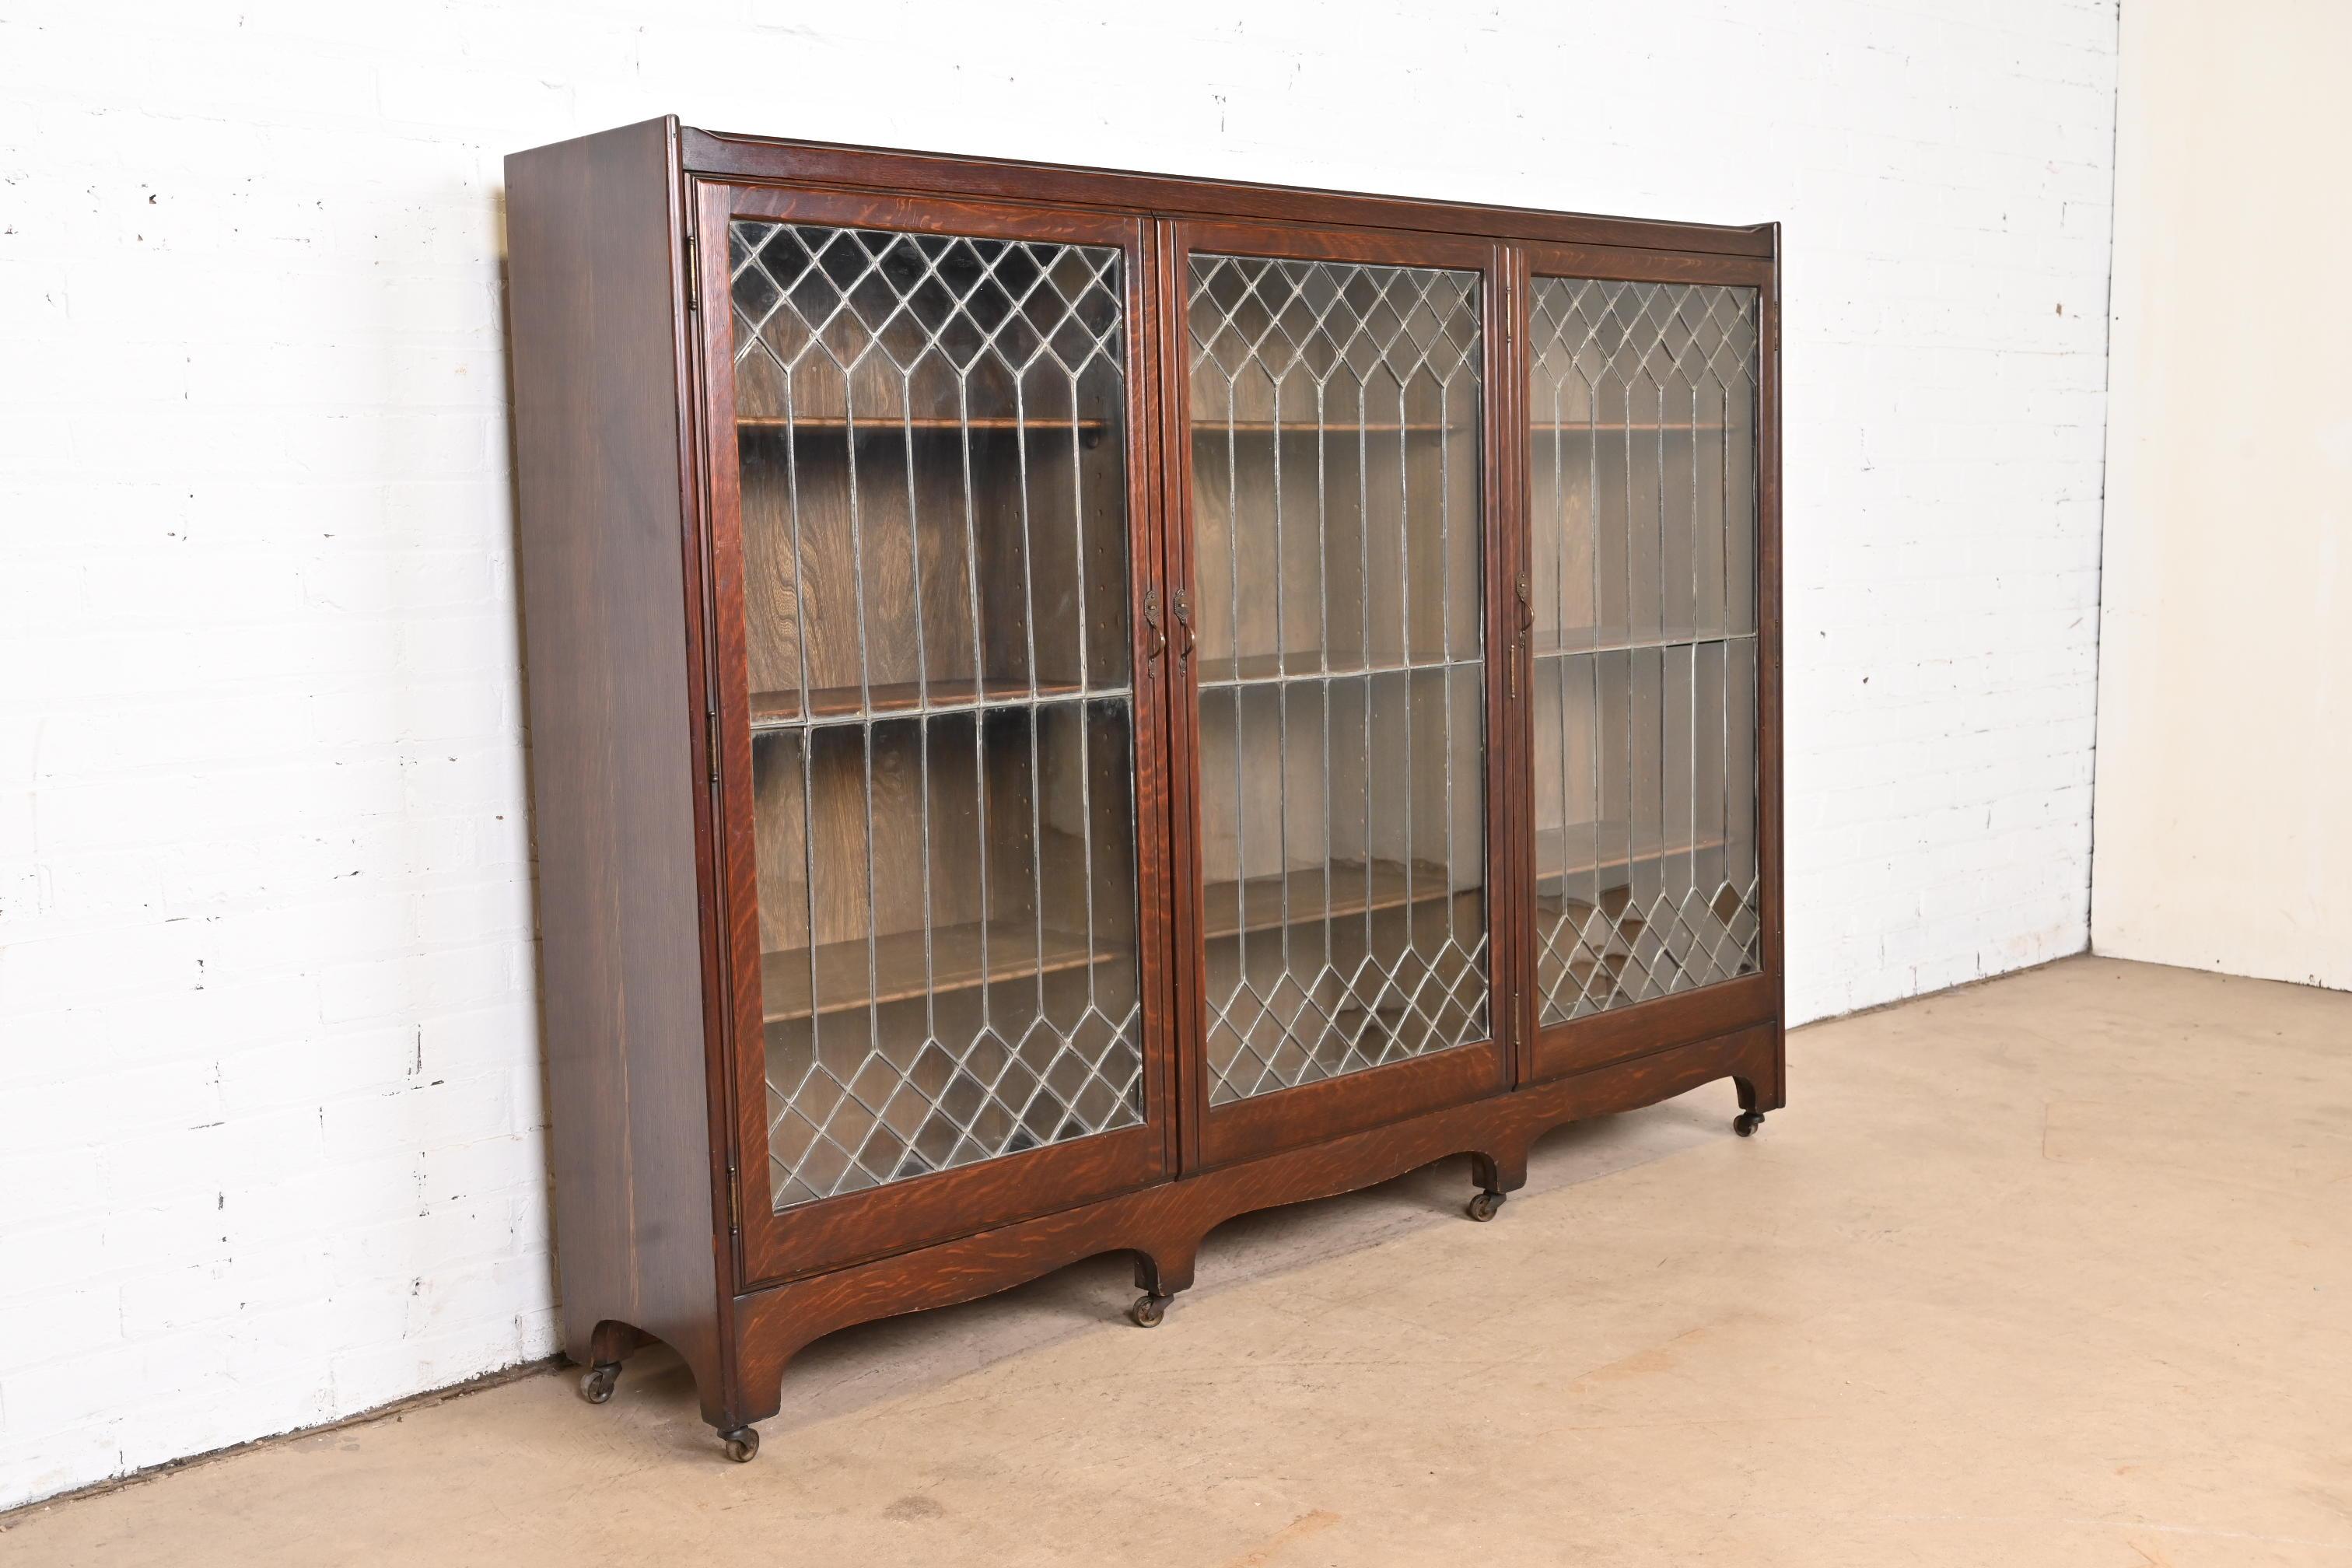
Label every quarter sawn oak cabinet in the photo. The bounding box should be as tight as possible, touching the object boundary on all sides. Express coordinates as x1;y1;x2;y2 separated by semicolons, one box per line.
506;117;1783;1461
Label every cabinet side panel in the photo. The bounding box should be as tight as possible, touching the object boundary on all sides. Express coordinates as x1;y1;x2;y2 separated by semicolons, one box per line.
506;119;725;1395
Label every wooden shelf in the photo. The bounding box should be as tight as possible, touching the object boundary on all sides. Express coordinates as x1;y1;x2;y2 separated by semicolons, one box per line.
1202;856;1466;942
1535;822;1733;883
1191;419;1475;436
1187;420;1727;436
760;920;1115;1025
750;677;1115;727
738;415;1110;436
1529;421;1730;433
1193;651;1479;688
1530;628;1754;660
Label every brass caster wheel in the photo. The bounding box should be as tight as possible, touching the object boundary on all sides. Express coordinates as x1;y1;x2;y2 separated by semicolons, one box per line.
1130;1291;1172;1328
1466;1189;1507;1223
719;1426;761;1463
578;1362;621;1405
1733;1110;1766;1138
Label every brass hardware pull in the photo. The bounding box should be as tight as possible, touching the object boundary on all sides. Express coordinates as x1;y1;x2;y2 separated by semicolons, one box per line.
1143;586;1167;661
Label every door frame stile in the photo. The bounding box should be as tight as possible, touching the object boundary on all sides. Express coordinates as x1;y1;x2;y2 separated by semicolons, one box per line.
1758;226;1787;1049
1153;215;1209;1178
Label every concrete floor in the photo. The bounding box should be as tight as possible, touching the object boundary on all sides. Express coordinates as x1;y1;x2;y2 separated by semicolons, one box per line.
7;955;2350;1565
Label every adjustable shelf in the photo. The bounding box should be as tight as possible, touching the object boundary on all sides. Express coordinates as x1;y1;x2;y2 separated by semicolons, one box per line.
760;920;1117;1025
1202;856;1463;943
738;415;1111;435
1530;628;1756;660
1528;420;1729;433
1192;419;1478;436
1535;821;1734;884
1189;409;1714;439
748;677;1118;729
1193;651;1482;689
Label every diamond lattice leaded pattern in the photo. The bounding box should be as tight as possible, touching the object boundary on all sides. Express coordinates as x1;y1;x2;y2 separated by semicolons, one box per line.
1528;277;1762;1024
1186;254;1490;1107
730;222;1145;1212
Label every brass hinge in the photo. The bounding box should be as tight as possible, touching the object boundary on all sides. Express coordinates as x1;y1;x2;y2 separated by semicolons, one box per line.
684;230;699;314
705;706;720;785
725;1158;740;1235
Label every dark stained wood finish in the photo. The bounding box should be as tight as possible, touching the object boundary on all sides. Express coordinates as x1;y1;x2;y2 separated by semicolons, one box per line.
680;128;1775;260
1514;236;1783;1090
692;180;1178;1286
506;117;1783;1450
1519;242;1771;289
1500;240;1538;1088
1151;216;1207;1177
730;1021;1783;1424
1758;229;1788;1077
504;117;734;1424
1531;971;1775;1080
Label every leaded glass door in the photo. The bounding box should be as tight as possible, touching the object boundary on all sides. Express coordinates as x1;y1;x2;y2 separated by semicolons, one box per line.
1168;222;1512;1168
696;185;1175;1283
1521;253;1776;1079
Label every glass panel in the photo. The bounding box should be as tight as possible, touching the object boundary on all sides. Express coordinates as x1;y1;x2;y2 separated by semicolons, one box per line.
1188;253;1489;1107
1528;278;1762;1024
730;221;1143;1212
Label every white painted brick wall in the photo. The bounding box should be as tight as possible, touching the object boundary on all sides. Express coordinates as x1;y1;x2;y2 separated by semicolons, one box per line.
0;0;2117;1510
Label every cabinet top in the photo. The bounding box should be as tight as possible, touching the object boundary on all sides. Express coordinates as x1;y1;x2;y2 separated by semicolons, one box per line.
514;117;1776;262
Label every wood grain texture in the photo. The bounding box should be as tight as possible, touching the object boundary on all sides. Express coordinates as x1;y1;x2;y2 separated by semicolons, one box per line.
509;121;1785;1444
700;184;1178;1288
1759;229;1788;1074
504;117;733;1423
680;128;1776;259
729;1022;1782;1425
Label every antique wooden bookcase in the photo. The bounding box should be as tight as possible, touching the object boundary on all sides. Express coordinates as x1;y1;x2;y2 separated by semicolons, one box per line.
506;117;1782;1461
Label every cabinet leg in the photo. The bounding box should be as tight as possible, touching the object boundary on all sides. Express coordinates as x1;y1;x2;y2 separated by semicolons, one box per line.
1467;1149;1526;1221
578;1361;621;1404
1130;1244;1195;1328
1733;1062;1781;1139
572;1319;651;1405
